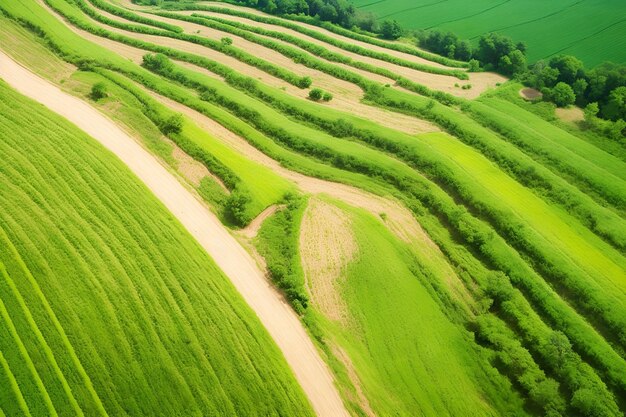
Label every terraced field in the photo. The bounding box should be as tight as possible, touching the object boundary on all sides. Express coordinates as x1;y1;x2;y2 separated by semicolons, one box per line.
352;0;626;66
1;0;625;416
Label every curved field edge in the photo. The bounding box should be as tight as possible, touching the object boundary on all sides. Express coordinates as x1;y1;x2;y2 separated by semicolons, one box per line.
0;79;314;417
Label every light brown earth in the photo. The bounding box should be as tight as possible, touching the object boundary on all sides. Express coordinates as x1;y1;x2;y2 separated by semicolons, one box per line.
142;86;475;312
47;3;434;134
169;139;229;190
330;344;376;417
0;51;350;417
556;106;584;123
172;9;506;99
239;204;284;239
300;198;356;325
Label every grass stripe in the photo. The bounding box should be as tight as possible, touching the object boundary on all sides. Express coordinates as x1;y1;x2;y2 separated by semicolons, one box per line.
0;348;32;417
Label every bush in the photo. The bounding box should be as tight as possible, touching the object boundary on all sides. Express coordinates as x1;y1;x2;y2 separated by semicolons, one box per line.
322;92;333;101
545;82;575;107
90;82;107;100
308;87;323;101
220;36;232;46
159;113;183;134
380;19;402;40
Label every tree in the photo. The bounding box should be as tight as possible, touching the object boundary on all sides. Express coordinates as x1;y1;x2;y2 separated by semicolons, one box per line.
456;40;472;61
572;78;588;103
604;86;626;120
468;59;480;72
380;19;402;40
549;55;584;84
142;53;173;73
318;4;338;22
90;82;107;100
308;88;323;101
546;82;575;107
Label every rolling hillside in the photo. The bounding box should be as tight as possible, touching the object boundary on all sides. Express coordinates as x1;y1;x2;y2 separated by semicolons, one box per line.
0;0;624;416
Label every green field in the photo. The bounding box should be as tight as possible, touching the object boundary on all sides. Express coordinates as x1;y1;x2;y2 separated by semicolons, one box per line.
0;80;313;417
352;0;626;66
1;0;625;416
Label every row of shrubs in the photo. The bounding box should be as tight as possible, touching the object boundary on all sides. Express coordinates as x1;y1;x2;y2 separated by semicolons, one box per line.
20;4;626;408
140;54;626;398
463;100;626;235
77;0;310;87
99;5;626;363
86;0;182;32
161;1;466;68
255;193;309;313
158;8;467;79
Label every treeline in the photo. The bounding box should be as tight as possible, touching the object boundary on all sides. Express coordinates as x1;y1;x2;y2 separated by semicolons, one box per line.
416;28;625;137
520;56;626;138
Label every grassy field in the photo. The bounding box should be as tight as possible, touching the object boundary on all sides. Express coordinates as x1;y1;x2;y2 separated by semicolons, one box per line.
351;0;626;66
0;80;313;416
2;0;626;416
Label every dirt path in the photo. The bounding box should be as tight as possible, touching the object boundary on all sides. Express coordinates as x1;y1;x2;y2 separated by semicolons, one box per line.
47;2;433;134
239;204;284;238
0;51;350;417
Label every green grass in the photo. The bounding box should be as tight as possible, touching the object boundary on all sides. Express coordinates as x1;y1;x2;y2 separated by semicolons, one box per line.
0;80;314;417
352;0;626;66
296;198;527;417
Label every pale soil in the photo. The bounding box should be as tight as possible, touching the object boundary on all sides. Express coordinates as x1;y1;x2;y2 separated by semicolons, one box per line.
176;10;505;99
55;5;434;134
330;344;376;417
239;204;284;239
300;198;356;325
195;1;454;70
169;139;229;190
0;51;349;417
520;87;542;100
556;106;584;123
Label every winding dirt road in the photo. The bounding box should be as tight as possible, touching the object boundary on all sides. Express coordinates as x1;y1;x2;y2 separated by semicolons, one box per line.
0;50;349;417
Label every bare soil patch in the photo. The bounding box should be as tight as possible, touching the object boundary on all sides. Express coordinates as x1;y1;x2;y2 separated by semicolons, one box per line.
300;198;356;325
520;87;542;100
239;204;284;239
556;106;584;123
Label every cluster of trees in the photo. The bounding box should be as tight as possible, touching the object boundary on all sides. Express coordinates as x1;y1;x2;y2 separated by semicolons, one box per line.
417;27;624;136
235;0;404;39
418;31;526;75
521;56;626;136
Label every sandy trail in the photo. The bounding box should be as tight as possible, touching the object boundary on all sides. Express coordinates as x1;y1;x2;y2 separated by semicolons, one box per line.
51;2;433;134
239;204;284;239
0;51;349;417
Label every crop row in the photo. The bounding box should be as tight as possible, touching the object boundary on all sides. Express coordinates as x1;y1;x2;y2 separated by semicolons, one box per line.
6;2;624;410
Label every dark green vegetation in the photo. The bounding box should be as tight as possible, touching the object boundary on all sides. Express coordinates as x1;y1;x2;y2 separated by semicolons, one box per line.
350;0;626;66
1;0;626;416
0;80;313;417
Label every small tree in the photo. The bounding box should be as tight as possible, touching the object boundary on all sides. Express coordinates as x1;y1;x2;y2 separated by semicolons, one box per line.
160;113;184;135
468;59;480;72
220;37;233;46
308;88;323;101
322;92;333;102
547;82;576;107
380;19;402;40
297;76;312;88
90;82;107;100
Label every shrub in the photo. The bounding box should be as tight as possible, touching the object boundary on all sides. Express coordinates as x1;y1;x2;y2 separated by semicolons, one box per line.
380;19;402;40
90;82;107;100
308;88;323;101
298;76;312;88
159;113;183;134
322;92;333;101
220;36;232;46
545;82;575;107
